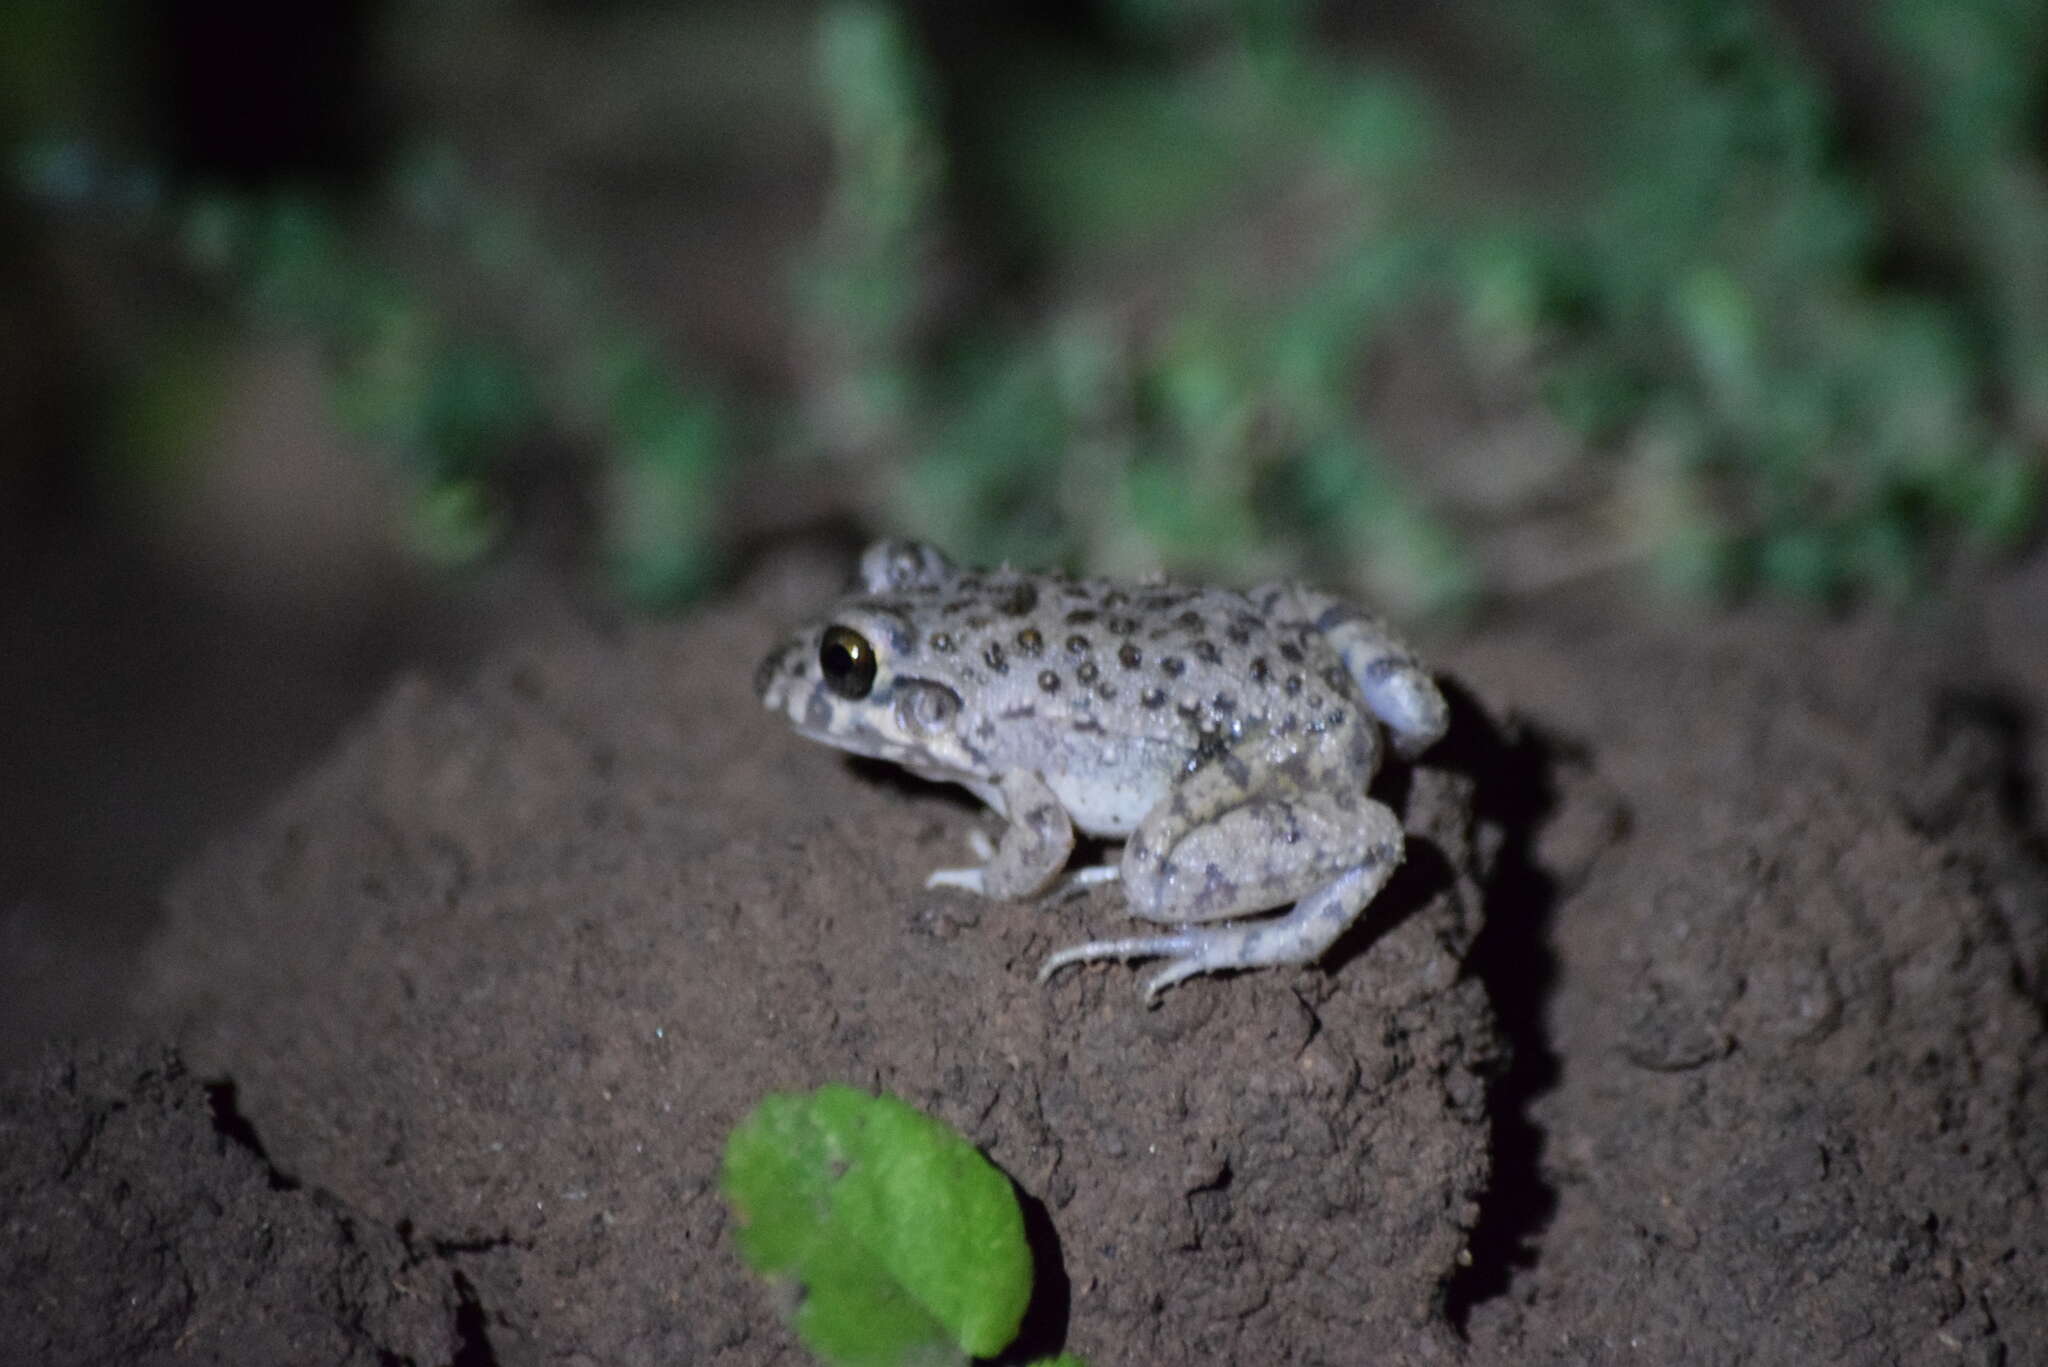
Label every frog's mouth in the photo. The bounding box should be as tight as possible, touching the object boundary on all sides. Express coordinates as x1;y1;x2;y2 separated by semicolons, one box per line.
784;696;957;770
786;712;898;762
770;669;981;778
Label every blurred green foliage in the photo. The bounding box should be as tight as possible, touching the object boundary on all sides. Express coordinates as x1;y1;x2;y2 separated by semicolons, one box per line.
17;139;726;602
799;0;943;454
1467;0;2048;598
12;0;2045;609
807;0;1473;613
800;0;2044;609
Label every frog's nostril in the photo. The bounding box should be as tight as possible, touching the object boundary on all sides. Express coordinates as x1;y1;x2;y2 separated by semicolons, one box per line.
753;646;788;701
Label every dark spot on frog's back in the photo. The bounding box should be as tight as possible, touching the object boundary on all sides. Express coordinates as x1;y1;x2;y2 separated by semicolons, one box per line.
1188;729;1231;771
995;582;1039;616
1015;626;1045;655
1191;640;1221;665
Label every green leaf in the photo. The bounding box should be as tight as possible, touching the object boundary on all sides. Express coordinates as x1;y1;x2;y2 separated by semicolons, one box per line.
722;1086;1033;1366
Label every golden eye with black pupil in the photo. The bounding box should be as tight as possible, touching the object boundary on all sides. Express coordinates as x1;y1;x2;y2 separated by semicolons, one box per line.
818;625;878;699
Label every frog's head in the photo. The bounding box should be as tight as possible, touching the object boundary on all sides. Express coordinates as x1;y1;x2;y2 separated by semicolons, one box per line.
756;596;984;780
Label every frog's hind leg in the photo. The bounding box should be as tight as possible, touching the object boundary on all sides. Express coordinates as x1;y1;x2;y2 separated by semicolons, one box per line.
1038;799;1403;1003
1040;744;1405;1002
1261;584;1447;760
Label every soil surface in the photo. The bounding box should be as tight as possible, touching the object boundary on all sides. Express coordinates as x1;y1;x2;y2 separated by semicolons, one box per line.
6;556;2047;1365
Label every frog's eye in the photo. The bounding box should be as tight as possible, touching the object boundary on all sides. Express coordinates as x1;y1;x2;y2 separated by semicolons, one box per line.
818;625;879;699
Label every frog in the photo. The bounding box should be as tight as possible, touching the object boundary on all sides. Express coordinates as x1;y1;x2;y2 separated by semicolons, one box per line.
754;539;1449;1002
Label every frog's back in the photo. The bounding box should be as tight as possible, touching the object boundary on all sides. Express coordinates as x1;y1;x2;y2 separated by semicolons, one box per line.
882;567;1366;770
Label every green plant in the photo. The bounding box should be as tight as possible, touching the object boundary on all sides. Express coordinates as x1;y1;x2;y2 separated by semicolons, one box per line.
20;2;2044;612
797;0;1471;616
722;1085;1067;1367
1474;0;2044;599
16;139;730;603
798;0;945;458
793;0;2043;609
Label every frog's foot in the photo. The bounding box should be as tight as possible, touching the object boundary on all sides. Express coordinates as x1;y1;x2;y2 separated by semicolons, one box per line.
1039;930;1206;1003
1050;863;1121;899
925;827;998;893
927;865;987;894
939;854;1119;900
1042;861;1390;1004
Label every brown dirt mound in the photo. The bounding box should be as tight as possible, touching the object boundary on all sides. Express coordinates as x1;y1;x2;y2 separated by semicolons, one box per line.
6;573;2044;1365
0;1044;460;1366
1450;604;2048;1364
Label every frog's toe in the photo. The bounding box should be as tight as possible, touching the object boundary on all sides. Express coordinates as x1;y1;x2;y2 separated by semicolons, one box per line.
1140;957;1213;1003
1038;931;1200;987
926;865;989;894
1043;920;1337;1003
928;828;1001;893
1049;863;1121;899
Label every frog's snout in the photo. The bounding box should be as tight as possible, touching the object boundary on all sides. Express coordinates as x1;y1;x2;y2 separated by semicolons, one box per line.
754;637;803;706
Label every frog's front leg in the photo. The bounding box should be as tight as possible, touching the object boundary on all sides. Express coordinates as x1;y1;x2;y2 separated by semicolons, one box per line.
1039;734;1403;1002
927;769;1075;898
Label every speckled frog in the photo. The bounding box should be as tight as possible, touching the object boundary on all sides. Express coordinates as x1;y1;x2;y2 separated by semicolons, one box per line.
756;540;1449;1002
